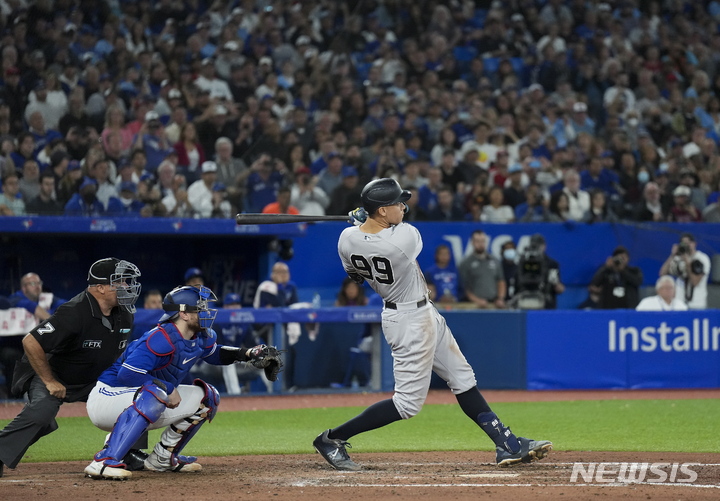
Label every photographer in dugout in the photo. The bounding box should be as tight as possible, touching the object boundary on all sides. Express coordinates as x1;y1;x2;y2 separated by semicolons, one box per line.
659;233;711;309
589;246;643;309
512;234;564;309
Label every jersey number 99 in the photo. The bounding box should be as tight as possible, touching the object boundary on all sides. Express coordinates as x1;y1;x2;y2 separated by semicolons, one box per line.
350;255;395;284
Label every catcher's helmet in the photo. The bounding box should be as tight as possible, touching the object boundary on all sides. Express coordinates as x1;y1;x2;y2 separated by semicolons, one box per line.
360;178;411;214
159;285;218;329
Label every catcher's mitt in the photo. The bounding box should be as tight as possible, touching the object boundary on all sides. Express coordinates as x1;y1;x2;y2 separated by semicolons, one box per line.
246;344;284;381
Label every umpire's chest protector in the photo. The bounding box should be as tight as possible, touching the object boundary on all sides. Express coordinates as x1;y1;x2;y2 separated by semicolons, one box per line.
145;325;216;386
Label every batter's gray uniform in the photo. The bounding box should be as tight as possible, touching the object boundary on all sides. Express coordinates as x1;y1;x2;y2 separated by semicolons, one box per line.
313;178;551;472
338;222;476;418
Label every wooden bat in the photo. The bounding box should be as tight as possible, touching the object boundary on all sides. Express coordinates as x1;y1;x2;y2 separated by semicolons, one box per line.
235;213;350;224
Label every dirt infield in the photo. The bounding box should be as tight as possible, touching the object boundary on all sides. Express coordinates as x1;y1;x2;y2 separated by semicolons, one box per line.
2;389;720;500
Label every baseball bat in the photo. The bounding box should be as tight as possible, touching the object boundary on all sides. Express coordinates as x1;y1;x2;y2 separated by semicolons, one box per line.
235;213;350;224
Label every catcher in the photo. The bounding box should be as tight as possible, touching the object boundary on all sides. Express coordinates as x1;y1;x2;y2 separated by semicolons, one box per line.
84;285;282;480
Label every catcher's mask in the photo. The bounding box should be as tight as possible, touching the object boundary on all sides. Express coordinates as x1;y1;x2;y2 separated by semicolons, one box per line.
159;285;218;329
87;257;142;313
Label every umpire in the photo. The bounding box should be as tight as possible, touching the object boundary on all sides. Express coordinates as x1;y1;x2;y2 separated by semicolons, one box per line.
0;258;141;477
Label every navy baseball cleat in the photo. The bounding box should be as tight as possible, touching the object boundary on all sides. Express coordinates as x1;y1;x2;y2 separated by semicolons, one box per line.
313;430;362;471
123;449;149;471
496;437;553;467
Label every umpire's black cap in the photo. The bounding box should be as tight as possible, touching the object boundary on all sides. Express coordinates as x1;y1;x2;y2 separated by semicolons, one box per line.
88;257;121;284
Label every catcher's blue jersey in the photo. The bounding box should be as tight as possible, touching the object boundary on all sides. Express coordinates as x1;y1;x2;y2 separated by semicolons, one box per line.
98;322;219;394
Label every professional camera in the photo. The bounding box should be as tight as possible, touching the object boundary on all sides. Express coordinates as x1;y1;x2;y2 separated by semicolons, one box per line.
512;238;548;309
613;256;623;266
677;241;691;256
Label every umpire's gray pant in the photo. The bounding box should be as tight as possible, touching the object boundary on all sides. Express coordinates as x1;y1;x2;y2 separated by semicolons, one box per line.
0;375;62;468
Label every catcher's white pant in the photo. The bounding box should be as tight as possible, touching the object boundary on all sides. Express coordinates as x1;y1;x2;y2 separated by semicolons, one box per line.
383;302;477;419
86;382;205;431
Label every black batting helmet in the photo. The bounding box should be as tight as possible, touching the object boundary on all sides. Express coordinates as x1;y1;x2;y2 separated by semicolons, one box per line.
361;178;411;214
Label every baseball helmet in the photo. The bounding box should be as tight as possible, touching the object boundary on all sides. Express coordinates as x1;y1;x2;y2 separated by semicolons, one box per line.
87;258;142;313
159;285;218;329
360;178;411;214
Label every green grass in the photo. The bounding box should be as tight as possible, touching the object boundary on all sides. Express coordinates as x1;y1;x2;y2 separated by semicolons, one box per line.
3;399;719;463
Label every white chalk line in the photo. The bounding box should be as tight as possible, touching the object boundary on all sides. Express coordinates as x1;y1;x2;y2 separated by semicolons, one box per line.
291;481;720;489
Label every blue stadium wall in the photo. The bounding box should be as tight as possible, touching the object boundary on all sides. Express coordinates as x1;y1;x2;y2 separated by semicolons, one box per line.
1;218;719;392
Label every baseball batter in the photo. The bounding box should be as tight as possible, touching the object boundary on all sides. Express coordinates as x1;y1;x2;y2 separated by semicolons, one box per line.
313;178;552;470
84;285;282;480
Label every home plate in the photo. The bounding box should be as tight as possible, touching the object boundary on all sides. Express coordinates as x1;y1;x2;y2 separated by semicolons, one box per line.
459;473;520;478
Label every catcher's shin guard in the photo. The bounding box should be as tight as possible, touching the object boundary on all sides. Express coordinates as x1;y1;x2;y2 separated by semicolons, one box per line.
94;384;168;464
158;379;219;467
478;411;520;454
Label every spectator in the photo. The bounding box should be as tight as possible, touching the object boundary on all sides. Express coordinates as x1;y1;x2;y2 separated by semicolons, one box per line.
132;111;174;173
589;246;643;309
580;156;619;196
64;177;104;216
90;159;118;210
582;189;620;223
244;154;285;213
668;185;702;222
108;181;144;217
142;289;163;310
636;276;689;311
502;162;527;209
1;273;66;398
516;184;551;222
423;244;459;305
316;152;345;197
331;277;372;389
187;161;219;218
210;183;232;219
481;186;515;223
514;234;564;310
327;167;362;215
0;172;25;216
262;186;299;215
173;122;206;184
290;167;330;216
458;230;506;309
17;159;40;202
547;190;571;222
56;160;84;207
632;181;669;222
26;170;62;215
161;174;194;218
195;104;238;161
659;233;711;310
213;137;249;214
561;170;590;221
426;185;465;221
184;267;205;287
253;261;299;390
418;167;443;213
216;292;266;396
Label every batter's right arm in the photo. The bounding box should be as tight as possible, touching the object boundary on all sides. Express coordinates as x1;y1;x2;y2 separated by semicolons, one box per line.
22;334;66;399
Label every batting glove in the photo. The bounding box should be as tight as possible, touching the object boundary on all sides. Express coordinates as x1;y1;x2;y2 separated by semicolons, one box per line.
348;207;367;226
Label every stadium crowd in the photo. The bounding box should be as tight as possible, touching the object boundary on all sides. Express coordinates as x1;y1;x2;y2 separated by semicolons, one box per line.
0;0;719;223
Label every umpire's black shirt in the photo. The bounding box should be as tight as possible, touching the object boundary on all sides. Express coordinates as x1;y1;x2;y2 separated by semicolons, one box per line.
16;290;134;402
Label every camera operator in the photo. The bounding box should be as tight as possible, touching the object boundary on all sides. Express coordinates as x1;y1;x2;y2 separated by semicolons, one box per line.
659;233;711;309
512;234;564;309
589;246;643;309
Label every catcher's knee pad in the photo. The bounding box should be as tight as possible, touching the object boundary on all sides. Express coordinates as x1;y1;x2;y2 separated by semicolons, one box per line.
95;383;169;464
392;392;423;419
193;378;220;422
